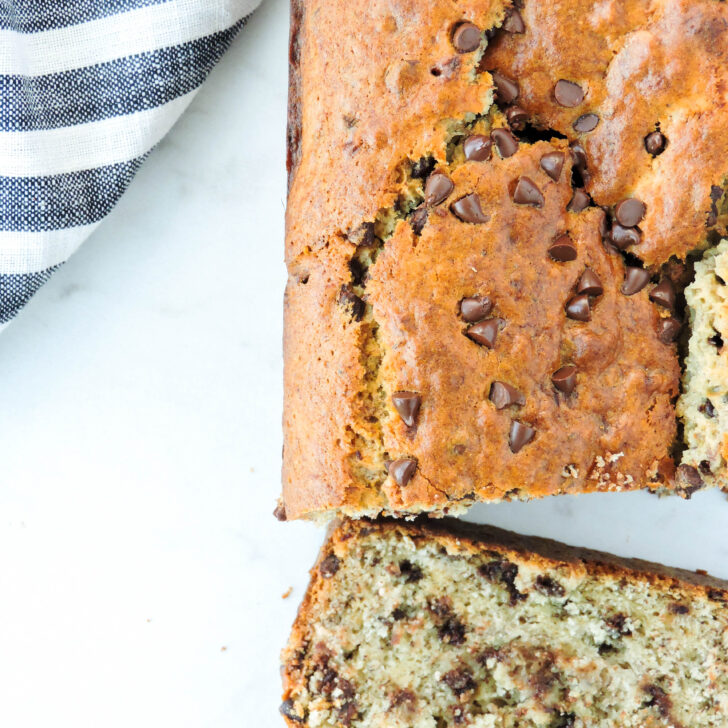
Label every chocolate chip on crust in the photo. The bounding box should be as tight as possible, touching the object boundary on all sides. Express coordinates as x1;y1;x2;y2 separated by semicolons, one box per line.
460;296;493;322
392;392;422;427
389;458;418;487
425;171;454;207
554;79;585;108
565;295;590;321
491;71;519;104
451;193;490;223
489;381;525;409
577;269;603;296
509;421;536;453
621;267;651;296
540;151;565;181
552;365;577;394
452;22;481;53
573;113;599;132
466;318;501;348
548;234;577;261
463;134;492;161
512;176;544;207
492;128;519;158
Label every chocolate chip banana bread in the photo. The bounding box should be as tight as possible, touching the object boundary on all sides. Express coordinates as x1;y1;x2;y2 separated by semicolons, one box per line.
282;0;728;520
281;518;728;728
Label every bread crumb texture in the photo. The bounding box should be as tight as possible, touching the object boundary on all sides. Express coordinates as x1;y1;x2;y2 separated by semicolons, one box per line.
281;520;728;728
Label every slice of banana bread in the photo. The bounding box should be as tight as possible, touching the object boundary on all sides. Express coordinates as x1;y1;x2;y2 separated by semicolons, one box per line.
677;239;728;491
281;518;728;728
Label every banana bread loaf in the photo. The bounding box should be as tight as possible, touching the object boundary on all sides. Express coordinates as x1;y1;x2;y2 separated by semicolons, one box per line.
280;518;728;727
281;0;728;520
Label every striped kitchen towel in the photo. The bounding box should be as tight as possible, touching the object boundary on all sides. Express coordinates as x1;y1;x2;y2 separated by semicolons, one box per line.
0;0;261;330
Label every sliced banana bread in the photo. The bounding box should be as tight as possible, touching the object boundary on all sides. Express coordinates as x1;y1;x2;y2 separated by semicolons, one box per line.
281;518;728;727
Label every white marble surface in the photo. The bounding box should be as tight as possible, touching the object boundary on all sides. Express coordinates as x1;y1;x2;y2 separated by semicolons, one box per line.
0;1;725;726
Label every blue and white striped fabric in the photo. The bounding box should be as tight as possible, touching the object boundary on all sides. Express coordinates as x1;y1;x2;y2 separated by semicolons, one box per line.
0;0;261;329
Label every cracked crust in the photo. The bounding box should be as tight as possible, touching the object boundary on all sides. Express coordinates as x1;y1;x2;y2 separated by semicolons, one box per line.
281;518;728;727
280;0;692;521
484;0;728;265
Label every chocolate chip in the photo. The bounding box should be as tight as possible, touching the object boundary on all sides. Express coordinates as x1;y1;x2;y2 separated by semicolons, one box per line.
338;702;359;727
677;464;703;489
645;131;666;155
479;559;526;604
610;223;641;250
411;156;436;179
273;503;287;521
506;105;528;131
338;285;365;321
548;234;577;261
534;575;566;597
491;127;519;158
442;669;476;695
540;152;565;181
466;318;501;348
552;365;577;394
699;399;716;418
390;689;417;709
512;176;544;207
573;113;599;132
699;460;712;475
438;617;466;645
649;280;676;309
503;7;525;33
389;458;417;487
565;294;590;321
460;295;493;322
320;554;341;578
554;80;585;107
577;269;603;296
570;143;588;173
424;171;454;206
657;316;681;343
509;421;535;453
621;267;651;296
280;700;305;723
463;134;492;161
489;381;525;409
491;71;519;104
451;193;490;223
398;559;423;583
669;602;690;615
615;198;646;227
452;22;481;53
392;392;421;427
410;206;428;235
567;188;590;212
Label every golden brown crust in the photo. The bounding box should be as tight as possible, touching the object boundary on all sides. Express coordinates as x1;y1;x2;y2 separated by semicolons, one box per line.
484;0;728;265
280;0;728;520
285;0;506;263
281;517;728;726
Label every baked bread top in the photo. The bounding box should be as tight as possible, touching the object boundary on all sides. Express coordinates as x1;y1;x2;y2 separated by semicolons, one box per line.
281;518;728;727
282;0;728;520
485;0;728;266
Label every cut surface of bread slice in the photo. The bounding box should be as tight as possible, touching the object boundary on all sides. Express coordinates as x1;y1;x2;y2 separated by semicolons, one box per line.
281;518;728;728
281;0;728;520
678;239;728;491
